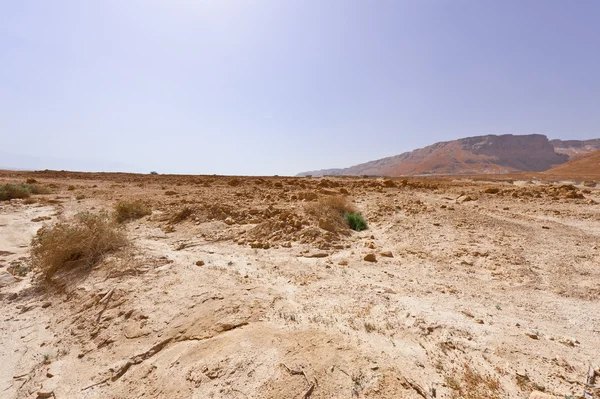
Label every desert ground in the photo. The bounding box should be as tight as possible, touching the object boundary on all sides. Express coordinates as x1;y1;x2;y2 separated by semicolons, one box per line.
0;170;599;399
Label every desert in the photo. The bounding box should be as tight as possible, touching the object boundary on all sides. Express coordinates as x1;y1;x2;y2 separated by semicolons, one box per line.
1;170;598;399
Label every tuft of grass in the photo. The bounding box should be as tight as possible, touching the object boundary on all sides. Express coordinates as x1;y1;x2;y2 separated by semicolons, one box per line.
113;200;151;223
0;184;51;201
344;212;367;231
31;212;128;281
445;364;503;399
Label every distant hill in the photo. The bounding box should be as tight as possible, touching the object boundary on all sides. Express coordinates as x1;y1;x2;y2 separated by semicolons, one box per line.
543;149;600;180
550;138;600;158
298;134;600;177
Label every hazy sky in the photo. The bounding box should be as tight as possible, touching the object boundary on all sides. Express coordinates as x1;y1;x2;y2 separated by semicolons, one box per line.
2;1;599;175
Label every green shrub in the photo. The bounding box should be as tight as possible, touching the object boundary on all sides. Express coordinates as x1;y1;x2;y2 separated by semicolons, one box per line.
114;200;151;223
344;212;367;231
0;184;50;201
0;184;30;201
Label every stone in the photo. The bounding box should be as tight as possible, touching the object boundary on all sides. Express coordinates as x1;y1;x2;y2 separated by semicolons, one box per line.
529;391;560;399
0;271;17;288
364;254;377;262
380;251;393;258
195;260;205;266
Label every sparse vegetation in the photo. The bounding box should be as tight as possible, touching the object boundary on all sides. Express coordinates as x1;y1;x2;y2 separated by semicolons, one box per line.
344;212;367;231
0;183;51;201
31;212;128;281
445;364;503;399
170;206;195;224
305;196;367;232
113;200;151;223
150;171;158;175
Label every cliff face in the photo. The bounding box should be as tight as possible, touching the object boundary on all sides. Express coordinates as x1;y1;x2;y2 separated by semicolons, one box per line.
298;134;577;177
550;139;600;158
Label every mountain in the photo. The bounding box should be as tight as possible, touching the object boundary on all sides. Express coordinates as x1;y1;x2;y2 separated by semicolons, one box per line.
298;134;600;177
543;149;600;180
549;139;600;158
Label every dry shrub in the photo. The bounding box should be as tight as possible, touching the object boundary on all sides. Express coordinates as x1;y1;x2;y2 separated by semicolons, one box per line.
305;196;356;234
31;212;128;281
445;364;503;399
114;200;151;223
170;206;195;224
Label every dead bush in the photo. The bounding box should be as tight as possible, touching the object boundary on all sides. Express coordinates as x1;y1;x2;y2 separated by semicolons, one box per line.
114;200;151;223
31;212;128;281
445;364;503;399
305;196;356;234
170;206;195;224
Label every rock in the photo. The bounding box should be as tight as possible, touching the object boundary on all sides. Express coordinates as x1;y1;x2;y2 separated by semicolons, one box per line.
364;254;377;262
224;217;235;225
484;187;500;194
380;251;393;258
318;219;336;232
250;242;269;249
305;253;328;258
0;271;17;288
558;337;578;347
526;331;540;339
338;260;348;266
0;292;18;301
195;260;205;266
42;302;52;308
529;391;560;399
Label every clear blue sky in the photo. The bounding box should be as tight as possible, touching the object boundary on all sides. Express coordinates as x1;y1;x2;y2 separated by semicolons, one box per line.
1;0;599;175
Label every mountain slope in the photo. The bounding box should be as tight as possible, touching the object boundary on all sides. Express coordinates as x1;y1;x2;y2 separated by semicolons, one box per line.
543;149;600;180
299;134;571;177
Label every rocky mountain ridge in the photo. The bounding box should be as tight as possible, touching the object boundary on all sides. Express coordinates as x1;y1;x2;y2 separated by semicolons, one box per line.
298;134;600;177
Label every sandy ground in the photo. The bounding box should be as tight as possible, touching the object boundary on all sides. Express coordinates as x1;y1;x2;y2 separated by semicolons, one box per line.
0;171;599;399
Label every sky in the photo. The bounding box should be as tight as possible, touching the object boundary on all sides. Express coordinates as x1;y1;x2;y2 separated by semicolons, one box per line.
1;0;600;175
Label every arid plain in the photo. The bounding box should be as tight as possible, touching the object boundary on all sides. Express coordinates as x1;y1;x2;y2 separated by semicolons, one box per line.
1;170;599;399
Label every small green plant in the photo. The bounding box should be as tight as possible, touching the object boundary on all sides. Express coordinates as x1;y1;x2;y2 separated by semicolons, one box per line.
0;184;50;201
113;200;151;223
344;212;367;231
42;353;52;364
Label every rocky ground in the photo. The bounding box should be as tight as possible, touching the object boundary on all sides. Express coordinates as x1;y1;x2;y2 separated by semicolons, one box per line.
0;171;599;399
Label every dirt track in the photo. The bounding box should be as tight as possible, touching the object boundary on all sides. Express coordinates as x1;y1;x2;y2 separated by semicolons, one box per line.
1;171;599;398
